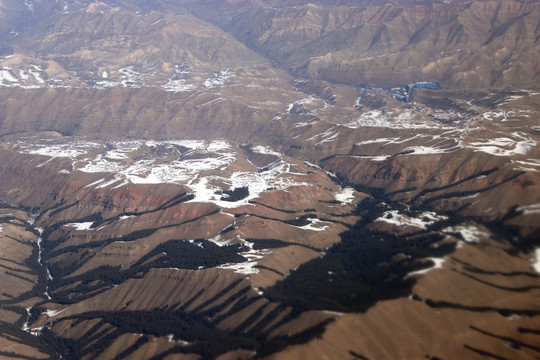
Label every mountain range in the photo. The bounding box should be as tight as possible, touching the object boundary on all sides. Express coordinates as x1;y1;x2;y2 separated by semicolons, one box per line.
0;0;540;359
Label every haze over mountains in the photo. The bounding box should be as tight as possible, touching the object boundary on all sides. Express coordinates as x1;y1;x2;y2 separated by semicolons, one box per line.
1;0;540;359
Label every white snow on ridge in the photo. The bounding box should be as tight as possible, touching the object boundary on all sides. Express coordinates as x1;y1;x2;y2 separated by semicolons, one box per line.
95;177;123;189
162;79;194;92
287;96;317;113
15;137;320;209
186;156;306;209
0;60;211;92
150;139;205;150
162;64;194;92
219;240;268;274
482;110;508;121
0;69;18;83
0;64;53;89
203;68;234;89
83;148;235;186
119;67;145;88
16;138;239;187
205;140;230;152
251;145;280;156
346;110;389;128
64;222;94;231
533;249;540;273
315;131;340;145
103;141;141;160
497;94;525;107
24;0;34;12
294;218;330;232
468;132;536;156
334;187;355;203
354;137;400;146
305;127;338;143
29;65;45;83
376;210;447;229
406;258;445;277
93;79;120;89
515;160;540;171
443;224;489;243
15;140;100;159
402;145;454;155
346;109;442;130
349;154;390;162
45;308;67;317
517;203;540;215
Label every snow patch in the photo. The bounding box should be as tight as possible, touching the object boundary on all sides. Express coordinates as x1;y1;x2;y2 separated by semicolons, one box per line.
287;96;317;113
532;249;540;274
162;64;194;92
443;224;489;243
251;145;280;156
294;218;330;232
406;258;445;277
219;240;268;274
64;222;94;231
402;145;454;155
517;203;540;215
15;140;99;159
468;132;536;156
346;109;443;129
162;79;195;92
354;137;400;146
203;68;234;89
14;137;320;210
119;215;135;221
334;187;355;203
376;210;447;229
45;308;67;317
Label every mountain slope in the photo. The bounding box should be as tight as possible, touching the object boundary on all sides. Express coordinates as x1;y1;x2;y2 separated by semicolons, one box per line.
210;0;540;89
0;1;539;359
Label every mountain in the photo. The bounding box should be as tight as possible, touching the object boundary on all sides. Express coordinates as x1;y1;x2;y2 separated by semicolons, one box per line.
1;1;540;359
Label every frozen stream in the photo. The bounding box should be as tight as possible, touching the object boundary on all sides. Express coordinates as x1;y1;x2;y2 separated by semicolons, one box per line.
21;215;50;335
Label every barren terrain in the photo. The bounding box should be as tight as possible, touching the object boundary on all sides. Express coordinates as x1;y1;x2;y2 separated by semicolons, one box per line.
0;0;540;359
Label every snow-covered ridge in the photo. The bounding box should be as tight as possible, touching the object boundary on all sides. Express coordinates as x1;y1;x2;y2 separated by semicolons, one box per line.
517;203;540;215
533;249;540;274
218;239;269;274
375;210;447;229
345;109;444;130
443;224;489;243
334;187;355;204
12;137;332;209
406;258;445;277
64;222;94;231
467;132;536;157
317;117;537;158
203;69;235;89
0;59;232;92
0;64;52;89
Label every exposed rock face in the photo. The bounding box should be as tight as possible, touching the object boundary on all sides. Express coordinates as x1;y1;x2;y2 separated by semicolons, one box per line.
0;0;540;359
